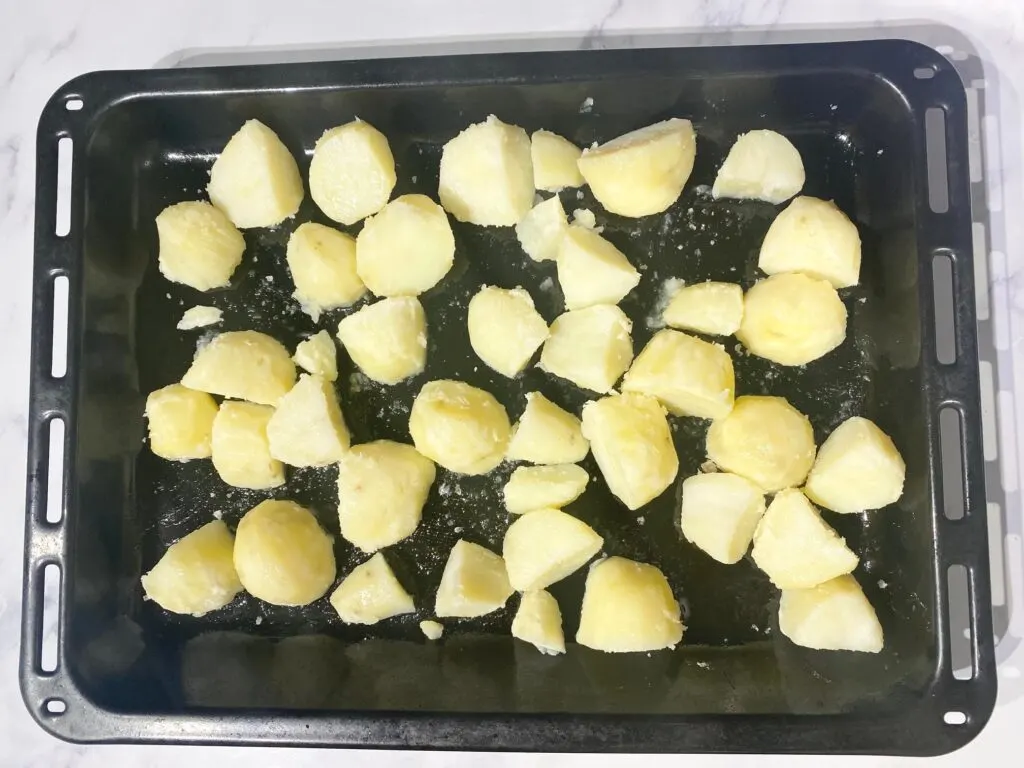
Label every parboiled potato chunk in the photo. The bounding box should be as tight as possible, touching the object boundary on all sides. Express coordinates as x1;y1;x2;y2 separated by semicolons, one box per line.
156;201;245;291
181;330;296;405
679;472;766;564
336;440;436;552
355;194;455;297
621;329;734;420
286;222;366;321
576;557;683;653
309;120;396;225
759;196;862;288
177;305;223;330
539;304;633;394
329;552;415;625
336;297;427;385
577;118;696;218
512;590;565;655
515;195;568;262
506;392;589;465
207;119;304;228
211;401;285;490
503;464;590;515
804;417;906;513
705;395;815;492
435;539;513;618
503;508;603;591
581;392;678;511
712;129;805;204
145;384;218;460
750;489;858;589
408;380;511;475
293;330;338;381
467;286;549;377
141;521;242;616
233;499;336;606
779;574;884;653
531;130;584;191
420;620;444;640
663;282;744;336
556;226;640;310
266;374;350;467
439;115;534;226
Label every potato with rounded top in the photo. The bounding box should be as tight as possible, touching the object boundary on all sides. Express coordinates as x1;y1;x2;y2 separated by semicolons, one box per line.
309;120;396;225
503;508;603;591
503;464;589;515
506;392;589;465
182;330;296;406
211;402;285;490
556;226;640;310
141;521;242;616
286;223;366;321
663;282;744;336
336;297;427;385
515;196;568;262
145;384;218;460
759;196;861;288
293;330;337;381
435;539;513;618
539;304;633;394
679;472;766;564
156;201;244;291
329;552;415;625
712;130;805;204
531;130;584;191
266;375;350;467
512;590;565;655
420;620;444;640
177;305;223;330
779;574;883;653
467;286;549;377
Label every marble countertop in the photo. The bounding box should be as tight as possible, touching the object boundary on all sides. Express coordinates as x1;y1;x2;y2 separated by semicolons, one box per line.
2;0;1023;765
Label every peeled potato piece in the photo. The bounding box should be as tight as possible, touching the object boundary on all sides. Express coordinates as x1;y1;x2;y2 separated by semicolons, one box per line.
515;195;568;262
177;305;223;330
572;208;598;230
211;402;285;490
706;395;815;493
503;508;603;591
207;119;304;228
679;472;766;564
156;201;245;291
336;297;427;385
356;194;455;297
293;330;338;382
663;282;744;336
145;384;218;460
581;392;678;511
409;380;511;475
751;489;858;589
309;120;396;225
577;118;696;217
506;392;589;465
539;304;633;394
621;329;734;420
712;130;805;204
286;223;366;321
467;286;549;377
329;552;415;625
420;620;444;640
503;464;590;515
439;115;534;226
804;417;906;514
266;374;350;467
141;521;242;616
738;273;847;366
576;557;683;653
336;440;436;552
182;331;296;406
556;226;640;310
233;499;336;606
531;130;584;191
435;539;513;618
779;574;883;653
512;590;565;655
759;196;862;288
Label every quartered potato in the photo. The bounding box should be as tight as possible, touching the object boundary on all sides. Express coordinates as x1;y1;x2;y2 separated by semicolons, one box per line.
293;330;338;382
181;330;296;406
679;472;766;565
506;392;589;465
329;552;415;625
512;590;565;655
266;374;350;467
156;201;244;291
503;464;589;515
467;286;549;377
779;574;883;653
712;130;805;204
539;304;633;394
662;282;744;336
515;195;568;262
502;508;604;592
309;119;396;225
531;130;584;191
145;384;218;460
177;305;223;330
435;539;513;618
336;297;427;385
556;226;640;310
211;401;285;490
286;222;366;321
759;196;862;288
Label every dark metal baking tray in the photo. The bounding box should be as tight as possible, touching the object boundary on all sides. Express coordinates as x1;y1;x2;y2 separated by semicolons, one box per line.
22;39;994;753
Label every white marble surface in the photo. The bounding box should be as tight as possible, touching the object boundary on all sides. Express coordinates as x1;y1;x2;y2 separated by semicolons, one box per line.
2;0;1024;765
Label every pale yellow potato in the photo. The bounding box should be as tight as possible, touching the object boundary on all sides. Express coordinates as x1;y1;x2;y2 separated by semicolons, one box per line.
712;130;805;204
309;120;396;225
503;464;589;515
156;201;244;291
663;282;743;336
577;118;696;217
738;273;847;366
408;380;511;475
531;130;584;191
207;120;304;228
145;384;218;460
435;539;513;618
804;417;906;513
506;392;589;465
572;208;598;229
503;508;603;591
141;521;242;616
439;115;534;225
556;226;640;310
211;402;285;489
177;305;223;330
336;440;436;552
233;499;336;606
286;222;366;321
419;620;444;640
512;590;565;655
181;330;296;406
759;196;862;288
293;330;338;381
705;395;815;492
679;472;766;564
750;489;858;589
779;574;883;653
515;195;568;262
266;374;350;467
576;557;683;653
467;286;549;377
336;297;427;385
581;392;678;511
621;329;734;420
539;304;633;394
329;552;415;625
355;194;455;296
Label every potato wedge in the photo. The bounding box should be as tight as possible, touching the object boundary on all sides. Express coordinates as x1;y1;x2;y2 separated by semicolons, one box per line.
266;374;350;467
779;574;883;653
293;330;338;381
515;195;568;262
662;282;743;336
679;472;766;564
145;384;218;460
712;130;805;204
309;120;396;225
181;330;296;406
506;392;589;465
512;590;565;655
286;222;366;321
211;401;285;490
329;552;415;625
336;297;427;385
467;286;549;377
435;539;513;618
759;196;861;288
156;201;244;291
141;521;242;616
503;508;603;591
539;304;633;394
556;226;640;310
531;130;584;191
503;464;590;515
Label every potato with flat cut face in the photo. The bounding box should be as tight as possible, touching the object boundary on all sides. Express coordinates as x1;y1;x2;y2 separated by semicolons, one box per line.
512;590;565;655
758;196;861;288
156;201;244;291
467;286;549;378
556;226;640;310
419;620;444;640
663;282;744;337
503;508;603;592
145;384;218;460
211;401;285;490
293;330;337;381
329;552;415;625
177;306;223;331
539;305;633;394
181;331;296;406
503;464;589;515
531;130;584;191
266;375;350;467
679;472;766;564
515;196;568;262
779;574;883;653
712;130;805;204
435;539;513;618
336;297;427;385
309;120;396;225
506;392;589;465
286;223;366;321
